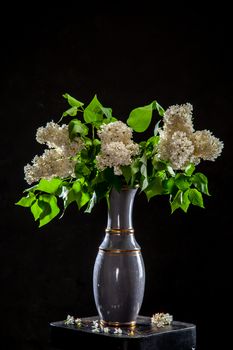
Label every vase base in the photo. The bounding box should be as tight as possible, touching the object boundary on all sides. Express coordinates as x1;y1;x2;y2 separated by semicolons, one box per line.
100;319;136;328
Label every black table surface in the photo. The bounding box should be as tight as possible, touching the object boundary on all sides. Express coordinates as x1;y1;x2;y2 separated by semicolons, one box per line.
49;315;196;350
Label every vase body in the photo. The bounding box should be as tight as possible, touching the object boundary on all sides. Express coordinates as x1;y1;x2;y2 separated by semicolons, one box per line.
93;187;145;327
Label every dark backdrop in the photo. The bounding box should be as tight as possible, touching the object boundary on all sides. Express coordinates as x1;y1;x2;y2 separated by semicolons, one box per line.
1;9;232;350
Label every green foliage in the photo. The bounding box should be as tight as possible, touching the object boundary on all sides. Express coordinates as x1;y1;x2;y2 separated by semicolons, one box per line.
16;192;36;207
175;174;191;191
30;194;60;227
188;188;204;207
63;93;84;108
191;172;210;195
127;100;164;132
35;178;63;194
185;163;195;176
170;187;204;213
144;176;163;201
16;93;213;227
127;103;154;132
68;119;89;139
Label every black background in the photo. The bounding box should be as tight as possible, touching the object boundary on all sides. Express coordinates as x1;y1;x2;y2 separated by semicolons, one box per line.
1;7;232;350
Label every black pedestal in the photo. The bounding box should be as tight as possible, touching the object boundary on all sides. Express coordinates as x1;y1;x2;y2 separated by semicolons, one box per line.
49;316;196;350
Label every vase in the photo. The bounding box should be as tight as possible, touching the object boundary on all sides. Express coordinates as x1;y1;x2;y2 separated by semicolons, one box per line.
93;186;145;327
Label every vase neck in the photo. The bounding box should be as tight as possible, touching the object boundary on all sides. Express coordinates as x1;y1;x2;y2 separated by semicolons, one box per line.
107;187;137;231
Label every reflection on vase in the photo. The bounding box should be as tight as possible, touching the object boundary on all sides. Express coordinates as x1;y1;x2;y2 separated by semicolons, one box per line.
93;187;145;327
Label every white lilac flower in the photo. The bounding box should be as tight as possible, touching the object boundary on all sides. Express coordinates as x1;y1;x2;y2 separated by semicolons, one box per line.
163;103;194;135
24;121;84;184
36;121;84;156
24;149;76;184
158;131;195;170
151;313;173;327
64;315;75;325
75;318;82;326
103;327;109;333
192;130;224;161
92;320;99;327
114;327;123;334
157;103;224;170
96;121;139;175
91;320;100;333
92;327;100;333
96;141;139;176
97;121;133;145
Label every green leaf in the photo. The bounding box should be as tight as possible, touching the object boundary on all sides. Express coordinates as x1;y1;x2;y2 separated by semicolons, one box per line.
180;190;191;212
62;106;78;117
127;102;153;132
102;116;118;124
170;190;183;213
162;177;175;194
63;188;76;209
36;178;63;194
63;93;84;108
170;189;190;213
121;165;132;184
152;158;167;171
72;181;82;193
85;192;97;213
83;137;93;148
191;172;210;195
15;192;36;207
30;199;43;221
188;188;204;208
185;163;195;176
175;174;191;191
131;158;140;175
75;191;90;210
130;158;140;187
38;194;60;227
144;177;163;201
100;106;112;119
152;101;165;116
83;95;103;124
140;153;148;191
156;170;166;180
68;119;89;140
93;138;101;146
146;136;160;148
75;162;91;177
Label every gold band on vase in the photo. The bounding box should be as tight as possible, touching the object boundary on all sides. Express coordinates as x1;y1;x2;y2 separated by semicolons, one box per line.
100;319;136;328
105;228;134;235
99;248;141;256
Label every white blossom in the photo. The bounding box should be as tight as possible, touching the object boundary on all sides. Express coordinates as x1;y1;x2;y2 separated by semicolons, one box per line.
114;327;123;334
163;103;194;135
157;103;224;170
91;320;100;333
158;131;195;170
36;121;84;156
75;318;82;326
24;149;76;184
92;326;100;333
24;121;84;184
103;327;109;333
64;315;75;325
92;320;99;327
151;313;173;327
97;121;133;144
96;121;139;175
192;130;224;161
